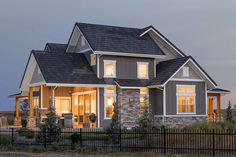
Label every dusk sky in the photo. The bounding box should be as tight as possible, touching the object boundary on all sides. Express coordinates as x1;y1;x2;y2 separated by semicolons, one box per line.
0;0;235;111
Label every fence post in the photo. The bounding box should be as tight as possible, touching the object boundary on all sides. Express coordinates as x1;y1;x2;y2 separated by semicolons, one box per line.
212;129;215;156
164;128;166;154
11;128;14;144
79;128;82;146
119;128;122;152
44;127;47;149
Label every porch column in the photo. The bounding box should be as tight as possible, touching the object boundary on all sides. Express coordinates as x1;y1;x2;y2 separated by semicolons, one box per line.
217;94;221;121
14;97;21;126
29;87;34;118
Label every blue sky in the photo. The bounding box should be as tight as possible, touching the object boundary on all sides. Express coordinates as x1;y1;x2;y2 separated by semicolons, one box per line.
0;0;235;111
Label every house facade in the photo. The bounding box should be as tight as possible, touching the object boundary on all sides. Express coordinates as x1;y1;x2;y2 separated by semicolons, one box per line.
10;23;230;128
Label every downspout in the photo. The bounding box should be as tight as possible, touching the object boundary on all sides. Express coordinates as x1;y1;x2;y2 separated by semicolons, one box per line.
52;86;58;107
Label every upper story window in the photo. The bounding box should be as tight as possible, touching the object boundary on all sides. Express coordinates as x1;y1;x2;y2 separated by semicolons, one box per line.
104;60;116;78
183;66;189;77
90;54;96;65
137;62;149;79
176;85;196;114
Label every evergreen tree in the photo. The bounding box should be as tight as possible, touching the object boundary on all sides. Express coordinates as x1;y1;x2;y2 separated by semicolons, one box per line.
20;99;29;118
226;101;233;123
138;96;153;132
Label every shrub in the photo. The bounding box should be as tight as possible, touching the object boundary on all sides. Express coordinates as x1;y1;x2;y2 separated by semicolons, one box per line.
71;133;81;144
0;135;11;145
18;128;34;139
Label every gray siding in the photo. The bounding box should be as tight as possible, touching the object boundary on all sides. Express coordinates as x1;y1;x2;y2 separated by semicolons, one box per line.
173;65;201;80
99;88;111;128
99;55;154;79
30;65;44;84
149;88;163;115
165;81;206;115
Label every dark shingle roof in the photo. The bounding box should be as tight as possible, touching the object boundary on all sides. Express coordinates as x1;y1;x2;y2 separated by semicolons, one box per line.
76;23;164;55
33;51;105;84
208;88;230;93
148;57;190;86
45;43;67;53
115;79;149;87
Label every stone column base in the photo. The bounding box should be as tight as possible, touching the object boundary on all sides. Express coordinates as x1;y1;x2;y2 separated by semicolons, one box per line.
14;117;22;126
27;117;36;128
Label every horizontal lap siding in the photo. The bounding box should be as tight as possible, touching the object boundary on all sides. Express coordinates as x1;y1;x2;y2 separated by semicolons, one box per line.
166;81;206;115
149;88;163;115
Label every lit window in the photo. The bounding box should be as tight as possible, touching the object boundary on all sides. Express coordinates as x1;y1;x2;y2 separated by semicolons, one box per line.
104;60;116;78
176;85;195;114
183;67;189;77
90;54;96;65
137;62;148;79
104;87;116;119
55;98;71;116
140;88;148;113
33;97;39;108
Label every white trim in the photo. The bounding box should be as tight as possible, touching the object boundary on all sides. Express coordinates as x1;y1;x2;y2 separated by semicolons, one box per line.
154;59;156;77
205;83;208;116
45;83;113;88
79;48;92;53
163;85;166;124
94;51;166;59
29;81;46;87
97;87;100;128
137;62;149;79
97;54;100;78
155;115;207;118
114;80;143;89
176;85;196;114
170;78;204;82
103;60;116;78
40;85;43;108
104;87;116;120
139;27;185;57
162;58;216;88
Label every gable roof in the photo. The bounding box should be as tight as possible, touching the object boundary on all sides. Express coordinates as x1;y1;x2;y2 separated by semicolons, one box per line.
32;50;105;85
75;23;165;55
148;56;217;87
140;25;186;57
45;43;67;53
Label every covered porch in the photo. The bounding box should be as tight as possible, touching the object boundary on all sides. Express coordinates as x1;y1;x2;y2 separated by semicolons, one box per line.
13;84;101;128
207;88;230;123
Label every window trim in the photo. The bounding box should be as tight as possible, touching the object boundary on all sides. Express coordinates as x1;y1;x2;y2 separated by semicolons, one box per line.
137;62;149;79
104;87;116;119
103;60;116;78
176;85;196;115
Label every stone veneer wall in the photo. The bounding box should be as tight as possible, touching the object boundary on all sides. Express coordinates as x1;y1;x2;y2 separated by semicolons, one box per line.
154;116;207;128
117;88;140;128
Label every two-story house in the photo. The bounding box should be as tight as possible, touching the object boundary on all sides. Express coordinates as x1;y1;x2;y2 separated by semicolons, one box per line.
10;23;230;128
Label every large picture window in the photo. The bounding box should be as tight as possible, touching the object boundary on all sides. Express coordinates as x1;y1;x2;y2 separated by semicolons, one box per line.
137;62;148;79
55;97;71;116
104;60;116;78
104;87;116;119
176;85;195;114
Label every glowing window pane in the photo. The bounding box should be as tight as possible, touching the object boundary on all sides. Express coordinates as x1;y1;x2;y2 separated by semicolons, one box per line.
105;96;114;118
140;88;148;95
105;87;116;94
187;87;195;93
104;61;116;77
177;87;185;93
138;63;148;78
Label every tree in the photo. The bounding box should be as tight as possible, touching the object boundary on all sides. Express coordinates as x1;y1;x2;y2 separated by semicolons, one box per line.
20;99;29;117
226;101;233;123
138;96;154;132
106;102;120;144
37;99;61;143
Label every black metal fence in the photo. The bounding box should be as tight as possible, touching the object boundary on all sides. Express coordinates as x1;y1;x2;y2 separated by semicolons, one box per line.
0;128;236;156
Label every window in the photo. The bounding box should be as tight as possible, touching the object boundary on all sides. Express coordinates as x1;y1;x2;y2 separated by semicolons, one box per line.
137;62;149;79
104;60;116;78
183;66;189;77
33;97;39;108
104;87;116;119
55;98;71;116
176;85;195;114
140;88;148;113
91;54;96;65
